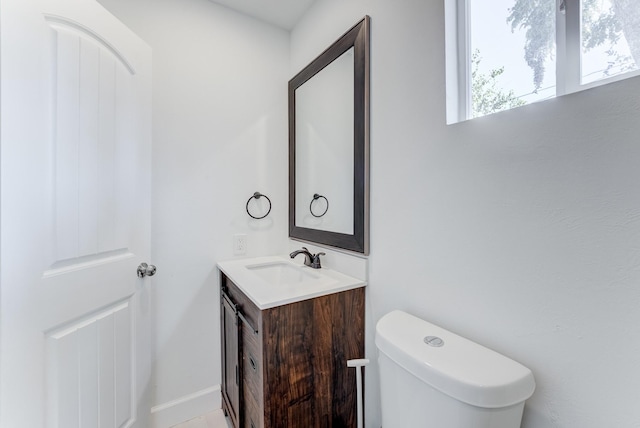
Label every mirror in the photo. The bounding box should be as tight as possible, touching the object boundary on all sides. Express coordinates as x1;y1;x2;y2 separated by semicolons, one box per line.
289;16;370;254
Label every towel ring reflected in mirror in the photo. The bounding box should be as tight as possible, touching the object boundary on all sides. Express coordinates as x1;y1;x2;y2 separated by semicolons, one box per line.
310;194;329;218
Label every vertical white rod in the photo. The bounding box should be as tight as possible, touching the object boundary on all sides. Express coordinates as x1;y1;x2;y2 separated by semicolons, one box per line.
347;358;369;428
355;368;363;428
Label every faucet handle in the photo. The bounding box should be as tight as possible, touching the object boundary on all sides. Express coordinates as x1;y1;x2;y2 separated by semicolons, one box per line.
290;247;314;267
311;252;325;269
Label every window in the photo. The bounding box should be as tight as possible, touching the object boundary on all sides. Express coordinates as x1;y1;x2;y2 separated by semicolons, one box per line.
446;0;640;123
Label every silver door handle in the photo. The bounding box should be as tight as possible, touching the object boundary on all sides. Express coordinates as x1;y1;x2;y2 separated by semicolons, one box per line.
137;262;156;278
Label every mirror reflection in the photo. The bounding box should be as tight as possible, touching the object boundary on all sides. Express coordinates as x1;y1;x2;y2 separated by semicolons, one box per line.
289;16;370;254
295;47;354;235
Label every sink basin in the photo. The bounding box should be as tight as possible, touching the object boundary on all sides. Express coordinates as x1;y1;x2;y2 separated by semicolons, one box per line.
217;256;366;309
246;261;319;286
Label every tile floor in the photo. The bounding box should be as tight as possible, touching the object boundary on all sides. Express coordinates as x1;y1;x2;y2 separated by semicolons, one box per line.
171;409;231;428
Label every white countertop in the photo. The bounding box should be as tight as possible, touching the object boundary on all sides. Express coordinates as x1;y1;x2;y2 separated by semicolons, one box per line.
217;256;366;309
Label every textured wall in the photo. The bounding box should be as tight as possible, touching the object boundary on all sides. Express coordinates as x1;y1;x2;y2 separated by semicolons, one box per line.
291;1;640;427
96;0;640;426
98;0;289;421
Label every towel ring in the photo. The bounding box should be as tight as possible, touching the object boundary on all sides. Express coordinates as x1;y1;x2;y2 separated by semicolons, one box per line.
246;192;271;219
309;193;329;218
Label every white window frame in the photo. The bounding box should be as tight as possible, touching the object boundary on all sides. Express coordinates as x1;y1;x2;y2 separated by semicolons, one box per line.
557;0;579;95
561;0;640;93
447;0;640;123
446;0;471;123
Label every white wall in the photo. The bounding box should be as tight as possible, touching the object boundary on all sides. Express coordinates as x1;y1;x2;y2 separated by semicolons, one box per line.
292;1;640;428
93;0;640;427
97;0;289;424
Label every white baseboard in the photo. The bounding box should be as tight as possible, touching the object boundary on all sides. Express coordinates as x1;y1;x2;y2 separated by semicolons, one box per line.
151;385;221;428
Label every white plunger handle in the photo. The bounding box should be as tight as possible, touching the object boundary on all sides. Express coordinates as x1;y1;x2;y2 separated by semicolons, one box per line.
347;358;369;428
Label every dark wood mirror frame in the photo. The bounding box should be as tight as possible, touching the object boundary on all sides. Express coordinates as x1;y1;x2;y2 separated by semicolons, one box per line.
289;16;370;255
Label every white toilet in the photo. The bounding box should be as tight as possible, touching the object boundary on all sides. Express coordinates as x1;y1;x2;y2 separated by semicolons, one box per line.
375;310;535;428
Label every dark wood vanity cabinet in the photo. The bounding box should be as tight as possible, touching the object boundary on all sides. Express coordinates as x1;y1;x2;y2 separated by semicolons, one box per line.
220;273;365;428
221;285;242;428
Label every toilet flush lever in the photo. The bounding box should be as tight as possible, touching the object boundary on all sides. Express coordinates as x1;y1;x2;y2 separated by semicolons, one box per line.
424;336;445;347
137;262;157;278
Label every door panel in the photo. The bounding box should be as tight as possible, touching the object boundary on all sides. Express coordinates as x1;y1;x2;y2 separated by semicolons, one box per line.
0;0;152;426
222;293;240;428
49;16;137;266
46;299;132;427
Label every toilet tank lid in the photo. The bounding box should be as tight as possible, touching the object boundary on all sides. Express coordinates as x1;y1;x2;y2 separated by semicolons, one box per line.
375;310;535;409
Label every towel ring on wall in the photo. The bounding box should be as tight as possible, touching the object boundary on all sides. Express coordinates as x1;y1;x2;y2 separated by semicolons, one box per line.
309;193;329;218
246;192;272;219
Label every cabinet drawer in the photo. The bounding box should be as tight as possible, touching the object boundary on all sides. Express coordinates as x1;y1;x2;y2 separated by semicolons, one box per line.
242;320;261;365
242;321;263;406
243;382;264;428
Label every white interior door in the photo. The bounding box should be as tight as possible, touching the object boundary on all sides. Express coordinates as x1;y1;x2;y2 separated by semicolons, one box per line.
0;0;152;426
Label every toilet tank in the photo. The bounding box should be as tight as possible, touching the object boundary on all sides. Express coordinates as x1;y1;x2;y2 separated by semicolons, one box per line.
375;310;535;428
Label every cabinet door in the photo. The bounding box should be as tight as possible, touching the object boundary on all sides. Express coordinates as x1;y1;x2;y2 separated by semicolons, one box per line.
242;321;263;428
221;293;241;428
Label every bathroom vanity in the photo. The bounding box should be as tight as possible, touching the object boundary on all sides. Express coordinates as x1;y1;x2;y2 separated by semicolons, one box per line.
218;257;365;428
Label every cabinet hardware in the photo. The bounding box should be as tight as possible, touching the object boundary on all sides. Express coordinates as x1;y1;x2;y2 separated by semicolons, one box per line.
221;291;235;310
222;290;259;335
237;310;259;335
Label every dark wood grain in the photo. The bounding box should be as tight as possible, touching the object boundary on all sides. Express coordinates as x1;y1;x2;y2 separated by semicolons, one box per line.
221;273;365;428
263;288;365;428
242;320;264;428
221;289;241;428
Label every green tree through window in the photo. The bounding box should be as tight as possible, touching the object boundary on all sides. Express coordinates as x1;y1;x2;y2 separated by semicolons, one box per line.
507;0;640;89
471;50;526;118
448;0;640;122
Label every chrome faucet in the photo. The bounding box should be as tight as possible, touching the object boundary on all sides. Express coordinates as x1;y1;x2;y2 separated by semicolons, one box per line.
289;247;325;269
